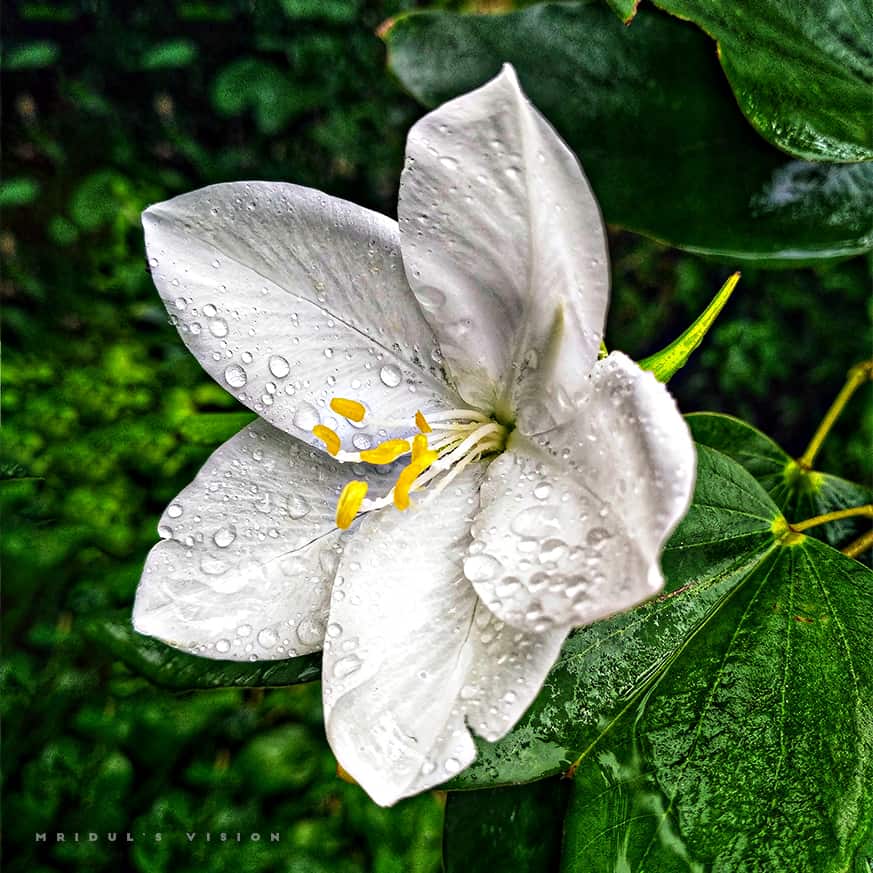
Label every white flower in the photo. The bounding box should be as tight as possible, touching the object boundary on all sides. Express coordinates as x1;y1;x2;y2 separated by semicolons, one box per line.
133;65;695;806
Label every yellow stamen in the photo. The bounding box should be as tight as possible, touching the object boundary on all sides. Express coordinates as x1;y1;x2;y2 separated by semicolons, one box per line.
330;397;366;422
335;480;368;529
411;433;429;461
393;451;439;511
415;410;432;433
312;425;341;456
359;438;410;465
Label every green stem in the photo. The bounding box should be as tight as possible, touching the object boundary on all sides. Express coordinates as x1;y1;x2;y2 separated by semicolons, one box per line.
797;360;872;470
791;504;873;533
842;529;873;560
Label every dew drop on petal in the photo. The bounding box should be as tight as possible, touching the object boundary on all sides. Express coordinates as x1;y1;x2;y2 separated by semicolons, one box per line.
208;318;228;338
167;503;183;518
213;526;236;548
224;364;247;388
287;494;311;519
332;654;362;679
293;403;320;431
215;638;231;654
296;615;325;647
257;628;278;649
268;355;290;378
463;553;502;583
379;364;402;387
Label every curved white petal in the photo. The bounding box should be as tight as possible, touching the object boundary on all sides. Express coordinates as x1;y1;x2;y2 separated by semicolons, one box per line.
133;420;396;660
466;353;696;632
321;466;568;806
144;182;462;453
398;64;609;432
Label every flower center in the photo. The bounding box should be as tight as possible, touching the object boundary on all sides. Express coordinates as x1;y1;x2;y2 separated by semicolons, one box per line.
315;398;509;529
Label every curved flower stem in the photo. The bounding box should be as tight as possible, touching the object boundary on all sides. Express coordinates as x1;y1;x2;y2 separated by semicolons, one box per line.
790;504;873;533
842;529;873;560
797;360;873;471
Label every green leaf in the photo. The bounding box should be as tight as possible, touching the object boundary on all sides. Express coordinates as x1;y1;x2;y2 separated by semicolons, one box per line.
384;3;873;264
0;178;40;207
3;40;59;70
140;39;198;70
640;272;740;382
688;412;873;553
447;445;873;870
443;779;570;873
605;0;639;24
84;613;321;689
178;412;256;445
560;535;872;872
651;0;873;163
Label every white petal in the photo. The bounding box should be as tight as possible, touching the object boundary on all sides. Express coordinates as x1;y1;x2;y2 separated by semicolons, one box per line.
399;65;609;432
321;466;568;806
466;353;696;632
144;182;462;452
133;419;396;660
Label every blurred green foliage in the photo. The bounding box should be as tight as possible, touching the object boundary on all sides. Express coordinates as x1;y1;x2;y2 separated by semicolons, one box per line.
1;0;870;871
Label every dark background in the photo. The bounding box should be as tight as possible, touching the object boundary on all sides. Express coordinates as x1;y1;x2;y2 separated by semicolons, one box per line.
2;1;870;871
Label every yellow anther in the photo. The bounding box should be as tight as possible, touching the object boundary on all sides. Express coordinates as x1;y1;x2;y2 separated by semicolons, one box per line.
415;410;432;433
411;433;429;461
336;480;368;529
313;425;341;456
393;451;439;511
359;438;411;465
330;397;366;422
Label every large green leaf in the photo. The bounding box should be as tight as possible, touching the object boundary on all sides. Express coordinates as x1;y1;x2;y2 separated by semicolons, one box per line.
443;779;569;873
650;0;873;163
688;412;873;553
85;613;321;689
446;444;872;870
561;536;872;871
384;3;873;264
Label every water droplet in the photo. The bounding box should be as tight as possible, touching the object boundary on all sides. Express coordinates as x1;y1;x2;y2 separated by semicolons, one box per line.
332;654;362;679
296;616;325;647
241;351;254;364
510;505;559;538
208;318;228;337
213;526;236;548
257;628;278;649
237;624;252;638
352;434;371;451
224;364;247;389
203;303;217;317
167;503;183;518
379;364;402;387
326;622;342;638
174;297;187;310
587;527;612;547
416;285;446;309
324;347;334;358
533;481;552;500
293;403;320;431
268;355;290;378
464;553;502;583
444;757;461;773
438;155;458;170
539;538;568;564
287;494;311;519
215;638;231;654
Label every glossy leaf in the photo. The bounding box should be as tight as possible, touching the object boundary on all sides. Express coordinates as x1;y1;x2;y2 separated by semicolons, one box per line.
688;412;873;552
384;3;873;263
447;445;872;870
85;613;321;689
443;779;570;873
560;536;872;872
651;0;873;162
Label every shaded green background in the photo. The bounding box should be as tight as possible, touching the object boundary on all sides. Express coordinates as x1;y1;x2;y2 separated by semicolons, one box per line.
1;1;870;871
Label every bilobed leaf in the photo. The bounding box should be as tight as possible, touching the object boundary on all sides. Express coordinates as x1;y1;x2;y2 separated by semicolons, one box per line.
384;3;873;264
688;412;873;552
560;537;872;872
85;613;321;689
651;0;873;162
446;445;873;871
443;779;570;873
